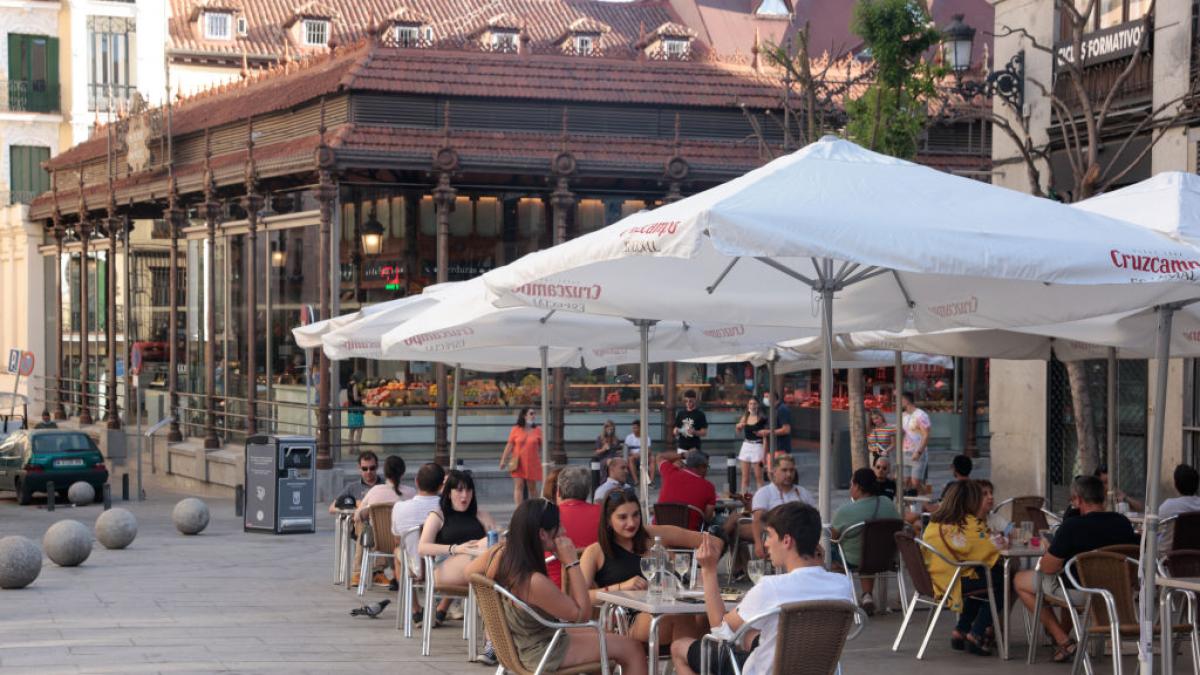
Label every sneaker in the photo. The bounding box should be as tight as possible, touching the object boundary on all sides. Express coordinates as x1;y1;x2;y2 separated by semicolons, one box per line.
435;609;447;627
373;572;390;586
388;578;399;592
447;600;465;621
860;592;876;616
477;641;497;666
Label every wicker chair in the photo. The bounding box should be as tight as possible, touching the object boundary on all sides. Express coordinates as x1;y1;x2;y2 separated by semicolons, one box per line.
700;600;865;675
1064;551;1196;675
831;519;906;612
891;531;1003;659
357;503;398;596
1171;513;1200;551
653;502;707;530
1158;550;1200;674
469;573;613;675
993;496;1045;527
394;525;423;635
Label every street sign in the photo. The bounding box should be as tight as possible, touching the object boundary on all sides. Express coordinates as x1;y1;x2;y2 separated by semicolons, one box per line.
7;349;19;374
18;352;34;377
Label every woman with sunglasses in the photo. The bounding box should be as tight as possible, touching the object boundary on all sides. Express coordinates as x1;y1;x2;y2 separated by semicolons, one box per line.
467;499;648;674
500;407;543;506
418;470;497;624
580;489;723;650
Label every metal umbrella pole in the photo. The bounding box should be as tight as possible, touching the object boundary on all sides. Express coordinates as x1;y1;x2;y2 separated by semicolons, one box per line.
540;346;550;486
818;278;834;525
449;363;461;468
767;353;778;458
637;320;653;524
1107;347;1118;507
1138;304;1178;675
894;350;904;498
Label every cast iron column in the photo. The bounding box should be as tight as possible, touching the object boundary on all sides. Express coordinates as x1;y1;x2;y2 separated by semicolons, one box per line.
315;164;337;470
243;123;261;438
202;145;220;449
432;172;456;467
52;221;66;419
105;203;121;429
165;181;183;441
78;218;94;425
549;176;574;466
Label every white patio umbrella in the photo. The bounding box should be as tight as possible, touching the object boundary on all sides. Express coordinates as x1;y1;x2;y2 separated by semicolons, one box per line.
381;276;806;514
482;137;1200;526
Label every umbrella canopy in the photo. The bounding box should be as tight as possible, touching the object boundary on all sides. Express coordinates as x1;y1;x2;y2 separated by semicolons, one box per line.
292;283;459;353
481;138;1200;524
683;338;953;373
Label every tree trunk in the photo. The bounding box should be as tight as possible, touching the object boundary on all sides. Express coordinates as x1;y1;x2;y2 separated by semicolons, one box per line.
1066;360;1100;477
848;368;868;471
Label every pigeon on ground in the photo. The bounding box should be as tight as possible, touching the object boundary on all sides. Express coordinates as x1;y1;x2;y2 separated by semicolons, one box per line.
350;599;391;618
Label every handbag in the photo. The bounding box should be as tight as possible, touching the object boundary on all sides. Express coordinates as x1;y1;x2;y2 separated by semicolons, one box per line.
504;452;521;473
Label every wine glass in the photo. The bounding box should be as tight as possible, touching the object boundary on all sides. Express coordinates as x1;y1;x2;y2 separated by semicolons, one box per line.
674;553;692;587
640;557;659;596
747;559;765;585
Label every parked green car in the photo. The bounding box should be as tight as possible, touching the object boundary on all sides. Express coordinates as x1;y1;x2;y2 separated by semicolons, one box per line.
0;429;108;505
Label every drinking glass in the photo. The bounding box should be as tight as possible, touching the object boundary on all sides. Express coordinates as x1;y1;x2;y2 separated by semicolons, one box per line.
748;559;765;585
674;553;692;581
1019;522;1034;547
640;557;659;598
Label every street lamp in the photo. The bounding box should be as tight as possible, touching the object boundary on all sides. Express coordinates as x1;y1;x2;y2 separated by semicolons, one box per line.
940;14;1025;110
361;206;385;257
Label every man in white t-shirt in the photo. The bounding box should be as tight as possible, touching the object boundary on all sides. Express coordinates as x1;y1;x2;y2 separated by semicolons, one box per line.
670;501;854;675
391;462;445;570
901;393;931;493
594;457;632;502
748;455;815;559
625;420;653;484
1160;464;1200;549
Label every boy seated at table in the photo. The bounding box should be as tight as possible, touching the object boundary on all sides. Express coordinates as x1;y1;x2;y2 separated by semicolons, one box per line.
669;502;854;675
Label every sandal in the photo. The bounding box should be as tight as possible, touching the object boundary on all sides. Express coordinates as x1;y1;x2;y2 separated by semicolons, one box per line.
965;634;993;657
1052;639;1077;663
950;630;966;651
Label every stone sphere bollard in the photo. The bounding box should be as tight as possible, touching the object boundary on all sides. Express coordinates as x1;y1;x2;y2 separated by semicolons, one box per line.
0;536;42;589
172;498;210;535
95;508;138;549
43;520;93;567
67;481;96;506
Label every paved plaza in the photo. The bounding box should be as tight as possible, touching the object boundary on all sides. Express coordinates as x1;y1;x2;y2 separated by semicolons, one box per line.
0;470;1174;675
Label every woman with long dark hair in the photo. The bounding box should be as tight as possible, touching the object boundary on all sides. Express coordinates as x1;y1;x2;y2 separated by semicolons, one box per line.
499;407;543;506
468;499;648;674
734;398;766;494
418;470;496;624
355;454;414;522
580;489;720;651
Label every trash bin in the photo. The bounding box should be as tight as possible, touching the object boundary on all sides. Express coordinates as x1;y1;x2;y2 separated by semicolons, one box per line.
244;435;317;534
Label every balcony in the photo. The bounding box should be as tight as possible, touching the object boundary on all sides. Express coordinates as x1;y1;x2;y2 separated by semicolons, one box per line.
1;80;61;114
87;82;135;112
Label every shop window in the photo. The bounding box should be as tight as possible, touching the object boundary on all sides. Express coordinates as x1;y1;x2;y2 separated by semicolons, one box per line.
517;198;544;238
476;197;501;237
576;199;605;233
419;196;435;236
620;200;648;219
450;196;472;237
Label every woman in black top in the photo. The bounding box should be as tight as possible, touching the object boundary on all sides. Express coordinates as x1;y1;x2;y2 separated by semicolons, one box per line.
580;489;721;650
418;470;496;623
734;398;767;494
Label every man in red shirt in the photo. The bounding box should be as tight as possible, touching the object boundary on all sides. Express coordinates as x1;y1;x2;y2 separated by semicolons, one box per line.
555;466;601;548
657;449;717;530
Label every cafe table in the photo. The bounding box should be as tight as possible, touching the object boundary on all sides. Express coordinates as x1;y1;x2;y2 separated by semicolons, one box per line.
1155;575;1200;675
597;589;737;674
999;544;1045;660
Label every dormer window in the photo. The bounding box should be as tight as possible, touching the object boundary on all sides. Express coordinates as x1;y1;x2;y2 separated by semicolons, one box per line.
573;34;595;55
491;29;519;53
302;19;329;46
237;16;248;36
204;12;232;40
663;37;689;58
394;24;431;47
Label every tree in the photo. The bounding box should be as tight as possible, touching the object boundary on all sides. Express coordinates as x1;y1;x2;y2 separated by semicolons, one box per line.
943;0;1196;476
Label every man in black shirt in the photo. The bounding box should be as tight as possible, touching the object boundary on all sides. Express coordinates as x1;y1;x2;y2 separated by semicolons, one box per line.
673;389;708;454
1013;475;1137;661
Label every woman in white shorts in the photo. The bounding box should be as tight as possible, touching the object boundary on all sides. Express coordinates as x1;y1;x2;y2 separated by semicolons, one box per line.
734;398;768;494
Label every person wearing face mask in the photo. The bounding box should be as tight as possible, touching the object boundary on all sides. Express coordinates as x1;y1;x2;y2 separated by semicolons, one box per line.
500;407;544;506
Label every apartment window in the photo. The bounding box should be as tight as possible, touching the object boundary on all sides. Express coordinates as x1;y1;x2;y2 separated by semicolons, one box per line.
1065;0;1151;36
87;16;136;111
395;25;420;47
491;30;518;53
9;145;50;204
204;12;231;40
663;38;690;58
5;34;60;113
573;34;594;55
303;19;329;47
237;17;248;36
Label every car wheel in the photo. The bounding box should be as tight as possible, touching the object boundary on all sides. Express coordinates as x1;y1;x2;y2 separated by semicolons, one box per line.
16;479;32;506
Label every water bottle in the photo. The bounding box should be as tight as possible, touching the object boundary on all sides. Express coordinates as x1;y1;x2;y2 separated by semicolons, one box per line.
650;536;669;598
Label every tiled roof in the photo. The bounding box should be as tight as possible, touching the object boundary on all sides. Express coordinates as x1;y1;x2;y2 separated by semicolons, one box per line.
168;0;684;59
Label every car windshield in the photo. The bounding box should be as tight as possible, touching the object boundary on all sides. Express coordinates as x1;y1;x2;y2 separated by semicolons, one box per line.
32;433;95;455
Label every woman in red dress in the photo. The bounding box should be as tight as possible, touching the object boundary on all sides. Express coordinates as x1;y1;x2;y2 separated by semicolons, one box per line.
499;407;544;505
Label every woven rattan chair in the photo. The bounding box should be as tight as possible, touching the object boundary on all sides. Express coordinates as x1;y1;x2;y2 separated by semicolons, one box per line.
1064;551;1196;675
394;525;423;635
831;519;906;612
653;502;707;530
469;573;613;675
1172;513;1200;551
357;503;398;596
993;496;1045;527
1158;550;1200;674
700;600;865;675
891;531;1003;659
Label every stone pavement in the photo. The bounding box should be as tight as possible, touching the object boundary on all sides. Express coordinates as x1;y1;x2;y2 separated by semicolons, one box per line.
0;463;1167;675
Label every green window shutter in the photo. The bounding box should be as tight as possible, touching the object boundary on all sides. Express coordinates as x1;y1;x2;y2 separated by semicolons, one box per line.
7;34;23;81
9;145;50;204
46;37;59;99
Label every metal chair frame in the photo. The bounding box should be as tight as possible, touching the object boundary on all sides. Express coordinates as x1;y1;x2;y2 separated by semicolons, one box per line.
470;573;611;675
891;535;1003;660
1156;553;1200;675
421;555;477;658
1024;561;1088;669
992;496;1046;524
395;525;423;635
699;601;866;675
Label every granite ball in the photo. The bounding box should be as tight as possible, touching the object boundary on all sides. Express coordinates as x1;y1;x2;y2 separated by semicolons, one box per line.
0;536;42;589
68;481;96;506
43;520;93;567
172;498;210;535
95;508;138;549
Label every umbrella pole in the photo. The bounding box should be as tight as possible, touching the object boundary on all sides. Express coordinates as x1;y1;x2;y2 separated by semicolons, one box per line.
1139;305;1175;675
819;286;834;527
449;364;461;469
638;320;651;525
1107;347;1118;508
894;350;904;498
540;346;550;489
768;356;778;458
